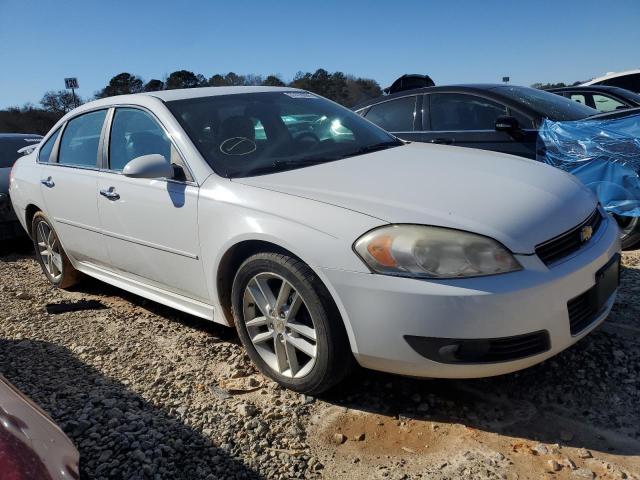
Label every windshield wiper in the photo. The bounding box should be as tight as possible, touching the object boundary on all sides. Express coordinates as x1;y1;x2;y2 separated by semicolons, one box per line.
274;141;405;167
347;140;404;156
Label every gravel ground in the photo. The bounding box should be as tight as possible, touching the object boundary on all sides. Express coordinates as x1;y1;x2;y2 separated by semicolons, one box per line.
0;240;639;479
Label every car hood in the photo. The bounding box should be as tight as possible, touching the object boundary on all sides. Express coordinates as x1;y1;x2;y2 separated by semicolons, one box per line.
232;143;597;253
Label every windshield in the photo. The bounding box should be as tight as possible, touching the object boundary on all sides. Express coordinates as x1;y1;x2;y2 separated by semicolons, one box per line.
493;86;598;121
166;91;401;177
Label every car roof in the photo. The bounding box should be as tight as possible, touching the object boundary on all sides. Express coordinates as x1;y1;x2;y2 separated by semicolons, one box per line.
142;86;298;102
582;69;640;86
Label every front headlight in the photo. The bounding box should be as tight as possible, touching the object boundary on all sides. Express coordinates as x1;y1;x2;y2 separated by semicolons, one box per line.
354;225;522;279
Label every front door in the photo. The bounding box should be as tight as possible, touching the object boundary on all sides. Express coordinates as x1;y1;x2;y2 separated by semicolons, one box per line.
421;93;538;159
38;110;111;266
96;107;207;301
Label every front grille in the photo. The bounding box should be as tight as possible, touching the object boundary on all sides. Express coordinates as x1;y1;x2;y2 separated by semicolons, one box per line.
535;208;603;266
404;331;551;364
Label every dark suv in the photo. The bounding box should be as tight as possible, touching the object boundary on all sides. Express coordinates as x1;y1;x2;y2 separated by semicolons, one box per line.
0;134;41;239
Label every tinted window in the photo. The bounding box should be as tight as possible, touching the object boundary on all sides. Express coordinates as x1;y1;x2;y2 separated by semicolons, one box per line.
364;96;416;132
58;110;107;168
592;94;626;112
494;86;597;121
569;93;587;105
167;91;399;178
109;108;172;171
600;73;640;93
508;109;534;129
0;136;41;168
38;130;60;163
429;93;507;131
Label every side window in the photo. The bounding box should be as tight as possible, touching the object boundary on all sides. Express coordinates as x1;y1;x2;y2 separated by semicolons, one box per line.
569;93;587;105
364;96;416;132
429;94;507;131
592;94;625;112
38;129;61;163
508;109;534;129
58;110;107;168
109;108;191;180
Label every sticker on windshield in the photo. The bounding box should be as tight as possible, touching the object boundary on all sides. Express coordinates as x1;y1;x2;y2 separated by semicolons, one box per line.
283;92;317;99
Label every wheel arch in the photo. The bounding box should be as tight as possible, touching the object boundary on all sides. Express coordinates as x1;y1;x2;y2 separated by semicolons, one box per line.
216;239;297;326
214;239;358;355
24;203;42;238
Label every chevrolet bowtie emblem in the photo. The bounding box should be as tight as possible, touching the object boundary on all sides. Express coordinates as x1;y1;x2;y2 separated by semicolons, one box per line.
580;225;593;243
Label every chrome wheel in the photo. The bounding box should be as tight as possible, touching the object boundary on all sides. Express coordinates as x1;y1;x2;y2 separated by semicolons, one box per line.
36;221;63;281
242;272;318;378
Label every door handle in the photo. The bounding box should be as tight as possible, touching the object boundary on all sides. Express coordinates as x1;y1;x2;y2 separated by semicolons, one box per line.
99;187;120;201
429;138;454;145
40;177;55;188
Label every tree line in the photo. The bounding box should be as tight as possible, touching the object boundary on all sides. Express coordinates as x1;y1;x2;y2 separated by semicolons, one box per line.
0;69;383;134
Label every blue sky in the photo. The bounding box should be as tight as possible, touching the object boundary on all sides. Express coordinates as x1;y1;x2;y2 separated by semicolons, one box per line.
1;0;639;108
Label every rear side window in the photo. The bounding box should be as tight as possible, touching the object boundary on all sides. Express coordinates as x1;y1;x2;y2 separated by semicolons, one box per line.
592;94;625;112
38;129;61;163
429;93;507;131
569;93;587;105
364;96;416;132
58;110;107;168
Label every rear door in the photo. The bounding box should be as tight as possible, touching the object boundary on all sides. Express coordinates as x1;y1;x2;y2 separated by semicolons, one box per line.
361;95;423;141
38;110;111;266
96;107;207;300
420;92;538;159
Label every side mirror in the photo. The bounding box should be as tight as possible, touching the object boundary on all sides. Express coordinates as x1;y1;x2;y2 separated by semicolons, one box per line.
495;115;520;132
122;154;173;179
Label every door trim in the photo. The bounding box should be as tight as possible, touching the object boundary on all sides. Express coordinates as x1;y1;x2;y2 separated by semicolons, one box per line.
54;217;199;259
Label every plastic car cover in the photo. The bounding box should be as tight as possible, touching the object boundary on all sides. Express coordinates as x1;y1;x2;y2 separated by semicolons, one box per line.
537;113;640;216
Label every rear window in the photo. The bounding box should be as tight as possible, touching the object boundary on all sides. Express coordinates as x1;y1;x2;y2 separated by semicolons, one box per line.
494;86;598;121
0;137;41;168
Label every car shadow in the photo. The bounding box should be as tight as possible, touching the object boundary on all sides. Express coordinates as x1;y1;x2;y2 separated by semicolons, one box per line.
0;339;259;479
0;235;33;256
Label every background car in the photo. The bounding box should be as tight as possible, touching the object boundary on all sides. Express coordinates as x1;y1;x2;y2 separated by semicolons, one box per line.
354;83;640;248
546;85;640;113
581;69;640;93
9;87;620;395
0;133;41;240
0;374;79;480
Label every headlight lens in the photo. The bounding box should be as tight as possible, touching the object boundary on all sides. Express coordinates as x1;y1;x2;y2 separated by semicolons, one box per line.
354;225;522;279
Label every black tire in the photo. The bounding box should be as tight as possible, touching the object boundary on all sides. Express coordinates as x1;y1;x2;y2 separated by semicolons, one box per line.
31;212;81;289
614;214;640;250
231;252;354;395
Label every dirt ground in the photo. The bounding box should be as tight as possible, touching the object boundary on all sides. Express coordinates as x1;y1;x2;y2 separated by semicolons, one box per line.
0;240;638;479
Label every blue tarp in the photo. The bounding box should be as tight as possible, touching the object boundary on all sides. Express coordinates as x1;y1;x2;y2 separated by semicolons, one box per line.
537;113;640;217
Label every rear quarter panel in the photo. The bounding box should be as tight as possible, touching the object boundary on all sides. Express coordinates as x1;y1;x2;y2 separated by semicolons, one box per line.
9;153;47;234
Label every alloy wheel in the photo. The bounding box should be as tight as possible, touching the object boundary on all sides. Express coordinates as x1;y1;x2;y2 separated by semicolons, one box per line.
36;221;63;281
242;272;318;378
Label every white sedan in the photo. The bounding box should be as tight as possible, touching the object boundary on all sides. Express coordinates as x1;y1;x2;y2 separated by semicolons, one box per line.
9;87;620;394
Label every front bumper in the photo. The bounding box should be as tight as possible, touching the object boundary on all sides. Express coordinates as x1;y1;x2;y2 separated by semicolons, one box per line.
320;212;620;378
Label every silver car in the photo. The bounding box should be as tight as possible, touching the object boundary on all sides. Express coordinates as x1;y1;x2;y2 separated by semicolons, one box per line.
9;87;619;394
